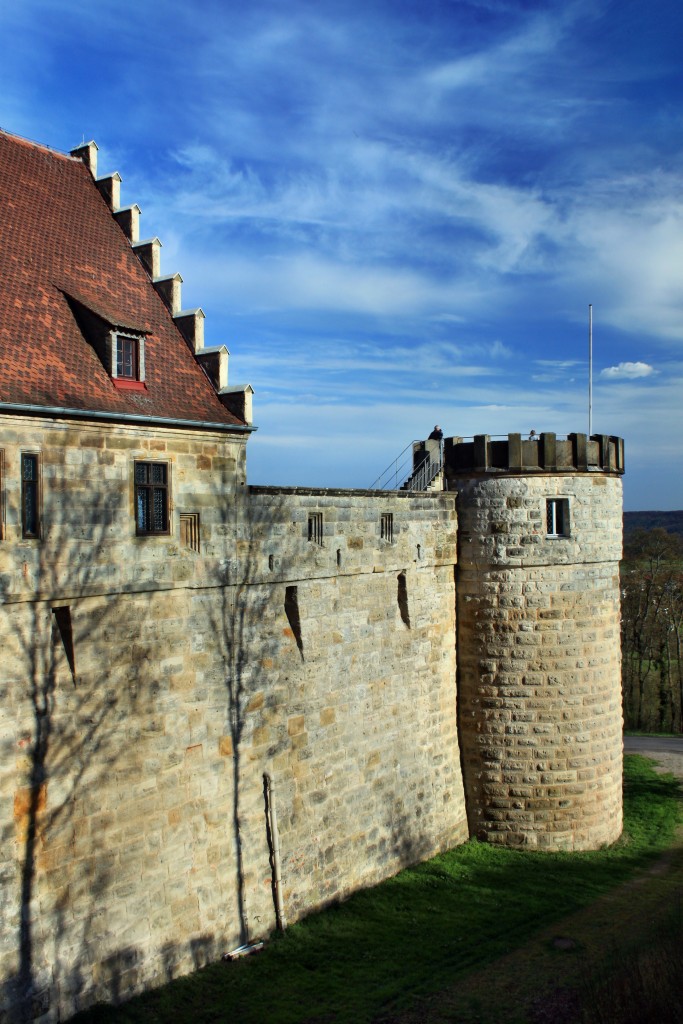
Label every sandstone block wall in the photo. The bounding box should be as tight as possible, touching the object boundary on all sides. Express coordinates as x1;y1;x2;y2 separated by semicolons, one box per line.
0;418;467;1020
0;414;247;602
239;488;468;924
0;415;248;1018
453;472;623;849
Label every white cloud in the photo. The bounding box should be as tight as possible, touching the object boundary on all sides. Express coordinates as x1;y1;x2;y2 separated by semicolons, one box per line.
601;362;655;379
162;246;496;320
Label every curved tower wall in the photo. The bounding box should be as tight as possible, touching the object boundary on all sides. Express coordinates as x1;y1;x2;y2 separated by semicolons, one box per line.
448;433;624;851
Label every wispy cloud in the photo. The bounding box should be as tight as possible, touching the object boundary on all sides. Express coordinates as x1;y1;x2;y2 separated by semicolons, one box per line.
2;0;683;507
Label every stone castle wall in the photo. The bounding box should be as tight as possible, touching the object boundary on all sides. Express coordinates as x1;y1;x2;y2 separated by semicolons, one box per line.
240;487;468;922
0;414;248;1017
452;470;623;849
0;416;467;1020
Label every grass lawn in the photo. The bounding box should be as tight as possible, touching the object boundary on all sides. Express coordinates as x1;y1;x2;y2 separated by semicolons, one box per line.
72;755;683;1024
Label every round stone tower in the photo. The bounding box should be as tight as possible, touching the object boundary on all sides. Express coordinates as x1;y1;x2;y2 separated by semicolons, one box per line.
446;432;624;850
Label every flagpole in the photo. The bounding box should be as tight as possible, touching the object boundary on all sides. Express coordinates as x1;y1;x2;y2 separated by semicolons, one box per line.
588;304;593;437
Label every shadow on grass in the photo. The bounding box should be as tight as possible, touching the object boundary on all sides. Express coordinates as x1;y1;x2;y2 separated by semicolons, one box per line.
576;903;683;1024
69;757;682;1024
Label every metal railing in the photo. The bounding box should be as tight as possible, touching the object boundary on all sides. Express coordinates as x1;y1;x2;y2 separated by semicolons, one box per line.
404;453;443;493
370;441;443;492
369;440;417;490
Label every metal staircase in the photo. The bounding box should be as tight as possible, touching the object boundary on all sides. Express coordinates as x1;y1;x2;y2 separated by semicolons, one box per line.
370;440;444;492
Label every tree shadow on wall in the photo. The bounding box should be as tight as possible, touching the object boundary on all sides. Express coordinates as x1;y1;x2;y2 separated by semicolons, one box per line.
0;471;156;1021
206;483;295;949
386;794;435;872
1;454;303;1021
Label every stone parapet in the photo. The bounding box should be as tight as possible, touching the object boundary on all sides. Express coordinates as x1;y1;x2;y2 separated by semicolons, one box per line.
445;433;624;477
246;486;457;583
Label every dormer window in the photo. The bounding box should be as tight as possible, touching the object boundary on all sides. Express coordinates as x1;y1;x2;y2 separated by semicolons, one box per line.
61;292;149;390
111;331;146;390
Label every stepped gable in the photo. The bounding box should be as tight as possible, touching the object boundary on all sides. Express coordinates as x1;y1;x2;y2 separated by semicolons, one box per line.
0;130;245;427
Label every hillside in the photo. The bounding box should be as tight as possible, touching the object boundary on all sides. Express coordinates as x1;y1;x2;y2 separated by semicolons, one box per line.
624;509;683;540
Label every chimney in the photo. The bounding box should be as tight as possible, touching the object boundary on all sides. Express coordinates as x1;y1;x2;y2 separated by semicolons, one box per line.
96;171;121;211
196;345;230;391
133;237;162;278
154;273;183;315
114;204;141;244
174;308;205;353
219;384;254;426
70;141;98;178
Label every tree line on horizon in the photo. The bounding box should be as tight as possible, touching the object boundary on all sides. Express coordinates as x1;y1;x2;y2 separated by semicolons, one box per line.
623;508;683;540
621;527;683;734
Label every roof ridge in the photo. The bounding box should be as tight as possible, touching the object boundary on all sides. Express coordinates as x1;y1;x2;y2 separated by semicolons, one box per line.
0;127;80;163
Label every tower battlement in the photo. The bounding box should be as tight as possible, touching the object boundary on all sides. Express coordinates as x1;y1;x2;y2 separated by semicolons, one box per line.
445;432;624;477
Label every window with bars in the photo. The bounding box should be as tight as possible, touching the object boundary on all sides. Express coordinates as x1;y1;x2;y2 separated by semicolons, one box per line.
22;452;40;539
546;498;569;537
135;462;169;535
180;512;201;552
307;512;323;545
380;512;394;543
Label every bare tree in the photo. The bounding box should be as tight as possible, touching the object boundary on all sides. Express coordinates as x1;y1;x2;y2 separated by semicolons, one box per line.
621;529;683;732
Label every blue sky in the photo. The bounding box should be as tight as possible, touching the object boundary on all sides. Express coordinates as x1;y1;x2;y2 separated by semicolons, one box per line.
2;0;682;510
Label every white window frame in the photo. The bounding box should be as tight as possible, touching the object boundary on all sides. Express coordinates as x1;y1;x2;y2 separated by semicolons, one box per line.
546;498;570;538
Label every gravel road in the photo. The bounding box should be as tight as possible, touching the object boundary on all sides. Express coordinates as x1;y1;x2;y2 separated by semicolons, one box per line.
624;735;683;780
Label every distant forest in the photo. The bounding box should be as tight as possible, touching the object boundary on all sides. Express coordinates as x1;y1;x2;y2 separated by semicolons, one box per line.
621;517;682;734
624;509;683;539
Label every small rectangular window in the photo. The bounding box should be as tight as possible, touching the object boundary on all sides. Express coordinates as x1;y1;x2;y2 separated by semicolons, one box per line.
112;332;146;390
380;512;394;543
116;335;138;379
180;512;201;552
135;462;169;535
22;453;40;539
307;512;323;545
546;498;569;537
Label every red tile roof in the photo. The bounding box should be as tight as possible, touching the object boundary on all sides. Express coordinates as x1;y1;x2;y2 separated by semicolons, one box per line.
0;131;245;427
